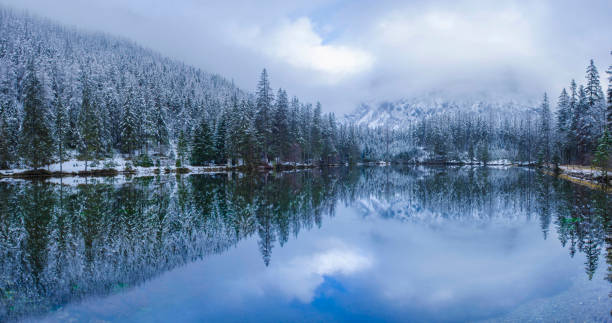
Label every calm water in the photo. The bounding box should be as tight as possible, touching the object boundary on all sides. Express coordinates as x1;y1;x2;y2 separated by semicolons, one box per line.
0;167;610;322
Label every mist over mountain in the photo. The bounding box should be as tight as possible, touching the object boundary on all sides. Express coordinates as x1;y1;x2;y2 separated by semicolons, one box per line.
345;92;539;130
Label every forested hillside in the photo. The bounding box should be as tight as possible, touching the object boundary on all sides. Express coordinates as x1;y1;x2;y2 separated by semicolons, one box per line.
0;7;360;170
0;7;610;171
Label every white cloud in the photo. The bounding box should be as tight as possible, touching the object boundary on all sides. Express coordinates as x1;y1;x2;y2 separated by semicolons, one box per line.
234;17;374;83
269;242;372;302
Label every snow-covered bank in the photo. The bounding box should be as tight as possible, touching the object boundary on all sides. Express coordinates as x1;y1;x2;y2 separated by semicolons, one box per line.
0;157;319;180
540;165;611;193
557;165;611;187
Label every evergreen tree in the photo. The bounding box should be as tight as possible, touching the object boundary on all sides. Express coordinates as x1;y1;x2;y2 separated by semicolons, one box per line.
20;61;53;169
311;102;323;162
152;96;169;156
228;94;258;166
568;80;579;162
271;88;290;161
556;88;570;162
288;96;303;162
477;139;489;165
322;113;338;163
606;53;612;131
592;130;610;182
575;85;593;163
538;92;551;163
176;130;188;167
255;68;274;162
0;106;11;169
52;76;69;172
120;88;139;156
190;117;215;166
215;108;229;165
300;103;313;162
585;59;606;136
78;83;103;171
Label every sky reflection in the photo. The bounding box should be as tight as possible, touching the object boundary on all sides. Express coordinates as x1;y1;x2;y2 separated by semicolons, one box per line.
37;196;608;322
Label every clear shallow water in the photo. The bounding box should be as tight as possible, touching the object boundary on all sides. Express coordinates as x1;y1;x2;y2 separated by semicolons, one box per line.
0;167;610;322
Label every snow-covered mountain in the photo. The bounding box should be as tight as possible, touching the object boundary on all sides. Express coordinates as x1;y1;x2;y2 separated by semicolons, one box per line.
345;94;539;130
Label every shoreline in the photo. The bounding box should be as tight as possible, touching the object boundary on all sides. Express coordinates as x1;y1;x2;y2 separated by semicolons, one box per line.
0;163;320;180
543;165;611;193
3;161;609;194
0;161;522;180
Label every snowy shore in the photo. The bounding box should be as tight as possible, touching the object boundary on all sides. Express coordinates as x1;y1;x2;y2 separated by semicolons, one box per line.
0;157;320;180
555;165;611;188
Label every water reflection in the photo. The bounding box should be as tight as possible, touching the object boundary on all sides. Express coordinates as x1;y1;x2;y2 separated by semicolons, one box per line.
0;167;609;321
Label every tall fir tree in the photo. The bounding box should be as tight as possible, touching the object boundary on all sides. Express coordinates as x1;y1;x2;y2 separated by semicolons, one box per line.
556;88;570;134
0;106;11;169
52;75;69;172
575;85;593;162
152;95;169;156
271;88;290;161
78;82;103;171
606;52;612;131
20;60;54;169
311;102;323;162
556;88;570;162
584;59;606;136
255;68;274;162
190;117;215;166
176;130;189;166
568;80;579;162
322;113;338;163
288;96;303;162
120;88;139;156
214;108;229;165
538;92;551;163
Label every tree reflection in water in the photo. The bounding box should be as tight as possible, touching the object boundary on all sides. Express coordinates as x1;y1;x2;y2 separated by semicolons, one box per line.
0;167;609;321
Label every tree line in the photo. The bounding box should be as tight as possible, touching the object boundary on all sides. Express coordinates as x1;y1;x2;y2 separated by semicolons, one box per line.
0;8;360;170
0;7;610;170
371;57;611;167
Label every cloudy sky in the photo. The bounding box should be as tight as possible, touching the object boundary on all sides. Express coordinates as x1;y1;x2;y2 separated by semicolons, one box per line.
2;0;610;114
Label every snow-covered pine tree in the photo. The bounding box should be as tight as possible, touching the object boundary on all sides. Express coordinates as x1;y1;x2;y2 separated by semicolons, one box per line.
239;99;259;166
78;81;103;171
321;113;338;164
0;105;11;169
176;130;188;167
538;93;551;163
214;107;229;165
300;103;313;162
20;60;54;169
0;57;20;168
152;95;169;156
135;86;151;154
584;59;606;137
288;96;303;162
120;87;139;157
568;80;579;162
255;69;274;163
606;53;612;131
575;85;593;162
271;88;290;162
52;71;69;172
311;102;324;162
190;117;215;166
555;88;570;163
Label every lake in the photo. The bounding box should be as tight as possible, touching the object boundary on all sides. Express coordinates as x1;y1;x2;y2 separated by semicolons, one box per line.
0;167;610;322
